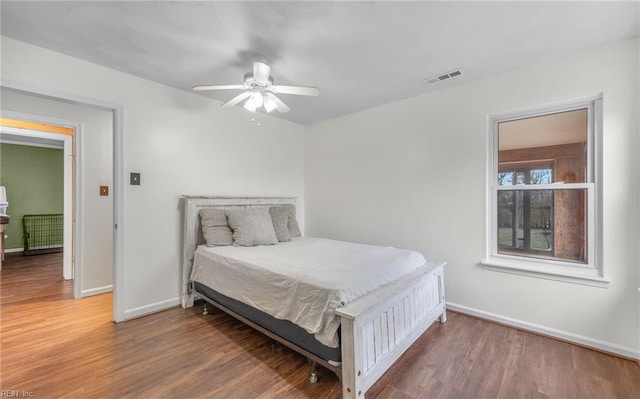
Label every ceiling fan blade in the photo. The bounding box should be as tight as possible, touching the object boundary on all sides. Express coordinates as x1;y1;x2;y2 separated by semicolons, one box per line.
192;84;245;91
253;62;272;83
271;85;320;96
264;92;291;113
221;91;252;108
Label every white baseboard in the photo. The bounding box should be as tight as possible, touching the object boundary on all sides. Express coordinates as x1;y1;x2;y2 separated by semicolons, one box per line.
123;297;181;320
446;302;640;361
4;248;23;254
81;285;113;297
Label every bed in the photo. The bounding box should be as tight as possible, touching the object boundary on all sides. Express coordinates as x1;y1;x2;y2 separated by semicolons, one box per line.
182;196;446;399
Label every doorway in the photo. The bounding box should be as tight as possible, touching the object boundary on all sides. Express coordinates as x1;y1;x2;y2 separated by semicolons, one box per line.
0;121;74;283
0;84;123;322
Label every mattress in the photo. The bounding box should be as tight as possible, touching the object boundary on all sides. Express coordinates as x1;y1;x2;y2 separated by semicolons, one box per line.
193;281;342;362
190;237;427;348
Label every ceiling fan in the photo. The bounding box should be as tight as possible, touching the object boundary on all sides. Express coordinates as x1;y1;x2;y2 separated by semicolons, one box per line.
193;61;320;114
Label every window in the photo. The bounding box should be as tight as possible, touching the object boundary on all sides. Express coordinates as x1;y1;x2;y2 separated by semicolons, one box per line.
484;97;606;287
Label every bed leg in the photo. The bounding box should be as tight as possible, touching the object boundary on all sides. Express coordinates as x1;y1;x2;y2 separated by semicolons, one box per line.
440;308;447;323
309;360;318;383
203;303;208;316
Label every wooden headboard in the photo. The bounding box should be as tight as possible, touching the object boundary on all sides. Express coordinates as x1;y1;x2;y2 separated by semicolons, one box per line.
181;196;297;307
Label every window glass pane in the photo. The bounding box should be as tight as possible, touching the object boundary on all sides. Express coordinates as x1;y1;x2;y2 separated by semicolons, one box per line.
497;191;515;246
529;189;553;250
497;108;588;184
498;171;513;186
497;189;587;264
499;167;553;185
530;168;552;185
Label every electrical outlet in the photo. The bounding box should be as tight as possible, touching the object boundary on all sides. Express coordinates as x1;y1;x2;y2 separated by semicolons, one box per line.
130;173;141;185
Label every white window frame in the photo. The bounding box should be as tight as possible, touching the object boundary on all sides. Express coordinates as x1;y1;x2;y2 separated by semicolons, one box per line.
483;95;608;287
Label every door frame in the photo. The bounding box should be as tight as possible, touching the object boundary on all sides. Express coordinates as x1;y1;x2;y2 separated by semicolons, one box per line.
0;118;77;286
1;82;125;322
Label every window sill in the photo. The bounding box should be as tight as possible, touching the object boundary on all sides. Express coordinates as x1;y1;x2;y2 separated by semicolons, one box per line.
481;258;610;288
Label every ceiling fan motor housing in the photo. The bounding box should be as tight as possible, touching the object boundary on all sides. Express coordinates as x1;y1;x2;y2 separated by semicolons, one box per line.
244;72;274;89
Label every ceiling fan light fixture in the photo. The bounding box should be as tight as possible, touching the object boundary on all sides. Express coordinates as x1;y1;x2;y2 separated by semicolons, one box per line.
250;91;263;107
243;97;258;113
263;94;278;113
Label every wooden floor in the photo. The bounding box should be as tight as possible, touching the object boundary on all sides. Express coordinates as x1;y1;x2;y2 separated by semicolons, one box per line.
1;253;639;398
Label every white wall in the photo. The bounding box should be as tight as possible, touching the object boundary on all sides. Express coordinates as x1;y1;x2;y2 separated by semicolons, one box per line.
1;37;306;318
0;90;114;295
305;38;640;356
2;34;637;357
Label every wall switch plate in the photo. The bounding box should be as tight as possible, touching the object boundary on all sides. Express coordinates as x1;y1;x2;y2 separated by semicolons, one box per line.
99;186;109;196
130;172;141;185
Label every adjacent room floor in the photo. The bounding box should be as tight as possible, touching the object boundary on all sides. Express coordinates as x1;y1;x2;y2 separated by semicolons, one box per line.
1;252;638;398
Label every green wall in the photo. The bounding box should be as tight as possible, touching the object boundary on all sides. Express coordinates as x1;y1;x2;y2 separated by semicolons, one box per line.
0;143;64;249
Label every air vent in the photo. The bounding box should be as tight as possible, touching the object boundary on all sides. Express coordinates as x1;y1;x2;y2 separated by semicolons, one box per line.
423;68;464;85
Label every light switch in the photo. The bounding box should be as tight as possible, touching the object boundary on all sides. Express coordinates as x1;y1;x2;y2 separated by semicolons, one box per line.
99;186;109;196
130;173;141;186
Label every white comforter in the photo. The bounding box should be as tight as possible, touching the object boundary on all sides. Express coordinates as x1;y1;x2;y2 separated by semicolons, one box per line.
190;237;426;348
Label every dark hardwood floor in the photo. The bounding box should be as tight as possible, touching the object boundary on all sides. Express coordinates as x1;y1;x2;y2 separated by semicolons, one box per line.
1;252;639;398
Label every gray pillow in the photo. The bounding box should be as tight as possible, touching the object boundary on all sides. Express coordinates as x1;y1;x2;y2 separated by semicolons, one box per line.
280;204;302;237
226;207;279;247
269;207;291;242
199;208;233;246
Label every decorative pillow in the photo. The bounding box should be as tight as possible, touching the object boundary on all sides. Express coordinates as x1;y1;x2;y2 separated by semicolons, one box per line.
280;204;302;237
226;207;279;247
199;208;233;246
269;207;291;242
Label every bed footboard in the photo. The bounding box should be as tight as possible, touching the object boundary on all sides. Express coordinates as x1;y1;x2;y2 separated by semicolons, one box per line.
335;261;446;398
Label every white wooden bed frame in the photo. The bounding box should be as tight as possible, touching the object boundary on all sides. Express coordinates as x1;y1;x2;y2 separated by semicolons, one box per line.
182;196;447;399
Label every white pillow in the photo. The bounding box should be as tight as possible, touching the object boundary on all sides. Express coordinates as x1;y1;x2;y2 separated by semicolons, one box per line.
277;204;302;237
269;207;291;242
226;208;279;247
199;208;233;246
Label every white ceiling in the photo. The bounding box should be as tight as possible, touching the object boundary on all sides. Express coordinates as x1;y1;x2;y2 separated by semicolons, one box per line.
1;1;638;125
